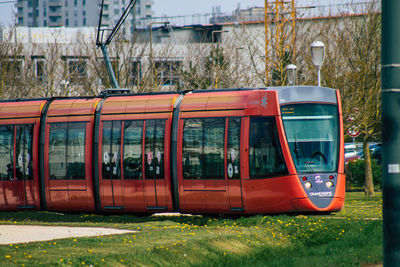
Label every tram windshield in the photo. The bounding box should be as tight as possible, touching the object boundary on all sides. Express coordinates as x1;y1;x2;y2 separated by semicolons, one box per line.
281;104;339;173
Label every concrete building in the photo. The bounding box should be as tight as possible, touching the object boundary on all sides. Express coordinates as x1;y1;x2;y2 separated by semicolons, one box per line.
0;7;374;97
15;0;153;34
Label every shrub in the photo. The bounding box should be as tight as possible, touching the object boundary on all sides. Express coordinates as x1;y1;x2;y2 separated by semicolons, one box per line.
346;159;382;189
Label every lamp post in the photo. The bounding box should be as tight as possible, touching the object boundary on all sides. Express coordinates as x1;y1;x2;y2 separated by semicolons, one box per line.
149;21;170;87
310;41;325;87
286;64;297;85
211;30;229;89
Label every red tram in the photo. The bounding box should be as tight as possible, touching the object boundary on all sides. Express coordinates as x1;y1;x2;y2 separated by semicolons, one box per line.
0;86;345;214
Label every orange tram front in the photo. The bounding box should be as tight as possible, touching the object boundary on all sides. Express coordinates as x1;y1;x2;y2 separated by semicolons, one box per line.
0;86;345;214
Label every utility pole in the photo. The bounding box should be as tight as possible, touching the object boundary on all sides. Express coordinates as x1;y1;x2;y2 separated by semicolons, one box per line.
382;0;400;265
97;0;137;89
264;0;296;86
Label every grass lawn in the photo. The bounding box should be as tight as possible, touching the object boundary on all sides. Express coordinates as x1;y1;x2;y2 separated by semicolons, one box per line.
0;192;382;266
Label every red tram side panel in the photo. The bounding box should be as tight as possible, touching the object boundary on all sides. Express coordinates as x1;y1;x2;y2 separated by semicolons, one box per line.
98;94;179;212
177;90;301;214
43;98;101;212
0;100;46;211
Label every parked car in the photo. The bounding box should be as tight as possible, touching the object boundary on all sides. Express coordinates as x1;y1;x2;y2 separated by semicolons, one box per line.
345;143;382;164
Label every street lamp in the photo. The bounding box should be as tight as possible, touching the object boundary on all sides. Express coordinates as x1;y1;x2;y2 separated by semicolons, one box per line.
211;30;229;88
149;21;170;87
310;41;325;87
286;64;297;85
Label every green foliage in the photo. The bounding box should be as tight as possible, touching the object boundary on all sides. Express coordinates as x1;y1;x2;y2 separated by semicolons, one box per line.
346;159;382;188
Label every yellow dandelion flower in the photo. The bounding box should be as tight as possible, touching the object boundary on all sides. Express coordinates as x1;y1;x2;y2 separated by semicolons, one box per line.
60;259;64;262
101;259;105;262
5;255;11;259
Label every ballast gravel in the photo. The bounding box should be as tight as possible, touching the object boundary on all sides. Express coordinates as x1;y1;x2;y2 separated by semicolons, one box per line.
0;225;135;244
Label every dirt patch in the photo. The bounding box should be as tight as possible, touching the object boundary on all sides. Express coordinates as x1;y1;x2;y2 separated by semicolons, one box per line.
0;225;136;245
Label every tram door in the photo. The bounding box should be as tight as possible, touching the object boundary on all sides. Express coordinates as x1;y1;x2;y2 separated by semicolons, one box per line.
226;118;243;211
144;120;167;210
101;121;124;209
0;124;36;209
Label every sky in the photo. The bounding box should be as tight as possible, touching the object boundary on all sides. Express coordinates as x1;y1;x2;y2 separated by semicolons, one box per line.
0;0;363;26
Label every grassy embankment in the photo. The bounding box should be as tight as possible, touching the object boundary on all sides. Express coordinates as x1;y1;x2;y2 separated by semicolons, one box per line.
0;192;382;266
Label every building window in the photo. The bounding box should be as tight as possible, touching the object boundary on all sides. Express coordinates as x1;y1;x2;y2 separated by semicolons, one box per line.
153;58;182;86
130;59;141;86
32;56;46;83
1;56;24;79
62;57;88;84
96;57;119;86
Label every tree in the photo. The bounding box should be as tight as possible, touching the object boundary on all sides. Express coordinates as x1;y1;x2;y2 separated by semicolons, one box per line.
298;1;381;196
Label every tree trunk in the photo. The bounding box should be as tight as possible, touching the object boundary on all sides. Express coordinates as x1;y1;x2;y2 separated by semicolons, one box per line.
363;136;375;196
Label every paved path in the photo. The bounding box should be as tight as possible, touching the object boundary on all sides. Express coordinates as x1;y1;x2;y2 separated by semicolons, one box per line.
0;225;135;244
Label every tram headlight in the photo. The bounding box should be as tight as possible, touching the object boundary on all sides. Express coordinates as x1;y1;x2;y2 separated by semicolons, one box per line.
304;181;312;189
326;181;334;188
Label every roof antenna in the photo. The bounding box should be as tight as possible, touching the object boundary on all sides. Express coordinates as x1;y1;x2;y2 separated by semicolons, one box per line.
96;0;137;92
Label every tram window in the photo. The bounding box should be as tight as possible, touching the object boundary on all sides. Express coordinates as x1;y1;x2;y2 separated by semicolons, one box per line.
49;124;67;179
66;123;86;179
0;125;14;180
227;118;241;179
183;119;202;179
204;118;224;179
102;121;121;180
182;118;225;180
123;120;143;180
49;122;86;180
145;120;165;180
249;117;288;178
16;125;33;180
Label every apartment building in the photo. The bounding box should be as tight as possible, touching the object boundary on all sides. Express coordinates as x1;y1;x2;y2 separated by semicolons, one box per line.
15;0;153;33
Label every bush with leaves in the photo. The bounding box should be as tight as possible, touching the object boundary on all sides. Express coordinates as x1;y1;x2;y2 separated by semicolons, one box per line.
346;159;382;189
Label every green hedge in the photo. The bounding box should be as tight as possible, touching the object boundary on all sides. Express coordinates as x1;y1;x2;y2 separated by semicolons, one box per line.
346;159;382;189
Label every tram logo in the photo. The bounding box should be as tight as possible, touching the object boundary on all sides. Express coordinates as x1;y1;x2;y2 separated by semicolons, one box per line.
315;175;323;183
261;94;268;109
310;191;333;197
